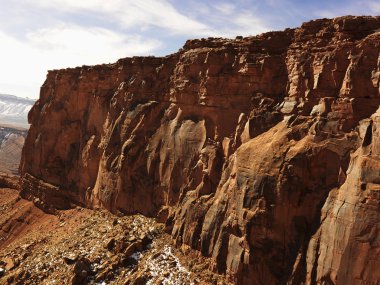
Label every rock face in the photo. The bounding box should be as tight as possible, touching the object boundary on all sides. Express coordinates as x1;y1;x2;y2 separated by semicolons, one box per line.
20;16;380;284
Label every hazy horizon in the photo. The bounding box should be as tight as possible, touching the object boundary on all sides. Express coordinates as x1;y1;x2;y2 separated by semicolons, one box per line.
1;0;379;99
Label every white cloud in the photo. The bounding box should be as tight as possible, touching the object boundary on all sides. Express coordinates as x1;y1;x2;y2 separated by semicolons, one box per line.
230;13;268;35
23;0;213;36
214;3;235;15
206;12;269;38
314;1;380;19
26;25;162;62
187;1;211;16
0;31;40;98
183;2;268;38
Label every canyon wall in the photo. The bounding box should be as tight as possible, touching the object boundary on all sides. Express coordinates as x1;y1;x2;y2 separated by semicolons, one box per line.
20;16;380;284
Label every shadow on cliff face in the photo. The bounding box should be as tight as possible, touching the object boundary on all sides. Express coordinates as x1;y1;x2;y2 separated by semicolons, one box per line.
171;116;359;284
16;16;380;284
304;111;380;285
0;182;228;284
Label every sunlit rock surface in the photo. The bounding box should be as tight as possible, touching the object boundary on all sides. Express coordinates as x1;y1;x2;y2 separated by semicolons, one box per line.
20;16;380;284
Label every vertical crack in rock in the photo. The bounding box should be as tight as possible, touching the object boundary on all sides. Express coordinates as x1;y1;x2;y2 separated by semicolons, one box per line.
18;16;380;284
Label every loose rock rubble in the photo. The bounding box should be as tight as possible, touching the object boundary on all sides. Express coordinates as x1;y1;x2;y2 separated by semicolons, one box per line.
0;188;229;284
18;15;380;284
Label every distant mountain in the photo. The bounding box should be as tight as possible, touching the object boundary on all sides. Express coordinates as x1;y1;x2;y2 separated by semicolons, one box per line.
0;125;27;174
0;94;35;128
0;94;34;173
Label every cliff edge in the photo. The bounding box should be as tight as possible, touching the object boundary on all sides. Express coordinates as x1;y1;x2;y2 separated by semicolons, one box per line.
20;16;380;284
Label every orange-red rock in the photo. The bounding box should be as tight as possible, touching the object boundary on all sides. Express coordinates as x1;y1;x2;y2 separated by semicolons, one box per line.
20;16;380;284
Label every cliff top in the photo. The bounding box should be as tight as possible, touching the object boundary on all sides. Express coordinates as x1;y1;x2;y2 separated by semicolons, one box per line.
45;15;380;76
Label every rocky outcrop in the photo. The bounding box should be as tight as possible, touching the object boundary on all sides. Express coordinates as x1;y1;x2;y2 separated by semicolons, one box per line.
20;16;380;284
303;109;380;284
0;173;19;190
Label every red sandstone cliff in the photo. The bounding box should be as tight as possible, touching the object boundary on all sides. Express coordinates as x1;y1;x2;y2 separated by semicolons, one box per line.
20;16;380;284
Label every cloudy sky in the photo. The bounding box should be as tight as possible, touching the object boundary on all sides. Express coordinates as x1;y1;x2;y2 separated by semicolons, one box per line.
0;0;379;99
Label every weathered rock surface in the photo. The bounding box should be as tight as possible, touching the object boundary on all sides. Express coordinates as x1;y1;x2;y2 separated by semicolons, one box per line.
20;16;380;284
0;173;19;190
0;186;222;285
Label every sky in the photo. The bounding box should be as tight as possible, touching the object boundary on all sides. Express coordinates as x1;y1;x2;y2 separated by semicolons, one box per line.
0;0;379;99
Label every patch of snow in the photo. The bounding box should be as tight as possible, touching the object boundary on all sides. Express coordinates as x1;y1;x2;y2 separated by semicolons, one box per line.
146;244;194;285
131;252;142;262
0;93;35;127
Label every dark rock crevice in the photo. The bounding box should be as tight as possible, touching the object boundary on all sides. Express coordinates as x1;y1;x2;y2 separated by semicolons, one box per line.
19;16;380;284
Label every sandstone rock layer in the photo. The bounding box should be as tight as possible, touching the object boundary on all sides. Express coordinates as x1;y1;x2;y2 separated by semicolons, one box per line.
20;16;380;284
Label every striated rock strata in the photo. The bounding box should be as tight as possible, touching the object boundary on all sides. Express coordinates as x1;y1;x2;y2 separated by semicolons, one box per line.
20;16;380;284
